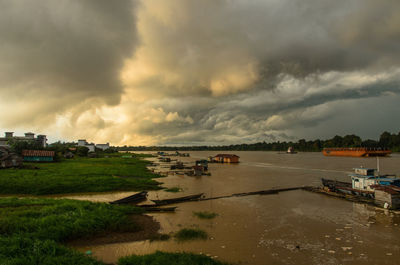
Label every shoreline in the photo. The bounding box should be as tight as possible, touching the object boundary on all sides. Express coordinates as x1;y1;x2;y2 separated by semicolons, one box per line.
67;214;162;247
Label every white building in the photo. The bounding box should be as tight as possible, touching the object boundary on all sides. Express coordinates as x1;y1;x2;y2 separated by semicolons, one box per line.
78;139;110;152
77;139;95;152
96;143;110;151
0;132;47;148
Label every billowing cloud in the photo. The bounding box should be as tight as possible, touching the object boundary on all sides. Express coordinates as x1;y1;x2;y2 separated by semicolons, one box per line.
1;0;400;145
0;0;137;126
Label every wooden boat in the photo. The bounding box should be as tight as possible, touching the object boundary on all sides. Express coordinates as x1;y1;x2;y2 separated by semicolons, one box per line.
110;191;148;204
321;178;351;190
321;178;374;198
151;193;204;205
143;206;177;212
286;147;297;154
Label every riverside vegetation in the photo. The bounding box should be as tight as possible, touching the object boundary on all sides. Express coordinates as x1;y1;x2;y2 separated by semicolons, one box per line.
0;197;142;264
117;131;400;152
0;154;161;195
0;154;229;264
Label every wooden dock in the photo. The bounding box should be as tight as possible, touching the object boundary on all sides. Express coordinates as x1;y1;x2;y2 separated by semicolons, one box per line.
139;186;305;207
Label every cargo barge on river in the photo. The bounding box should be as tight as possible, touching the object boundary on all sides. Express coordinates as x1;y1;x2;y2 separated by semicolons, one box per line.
322;147;391;157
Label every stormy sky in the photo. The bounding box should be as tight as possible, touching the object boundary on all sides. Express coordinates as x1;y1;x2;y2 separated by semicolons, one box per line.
1;0;399;145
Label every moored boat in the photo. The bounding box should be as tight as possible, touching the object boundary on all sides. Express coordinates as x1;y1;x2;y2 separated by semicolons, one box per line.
110;191;148;204
322;147;391;157
287;147;297;154
151;193;204;205
321;168;399;198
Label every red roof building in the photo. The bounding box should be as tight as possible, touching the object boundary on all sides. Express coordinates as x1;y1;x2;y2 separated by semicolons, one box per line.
22;150;55;162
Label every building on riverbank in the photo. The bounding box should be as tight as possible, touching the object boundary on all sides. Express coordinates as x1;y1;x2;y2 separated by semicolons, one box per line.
0;132;47;148
77;139;95;152
78;139;109;152
96;143;110;150
22;150;55;162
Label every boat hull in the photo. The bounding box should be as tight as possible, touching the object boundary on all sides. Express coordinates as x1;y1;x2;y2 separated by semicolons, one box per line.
323;148;391;157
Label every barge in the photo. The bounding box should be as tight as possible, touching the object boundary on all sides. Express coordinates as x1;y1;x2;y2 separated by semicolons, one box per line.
322;147;391;157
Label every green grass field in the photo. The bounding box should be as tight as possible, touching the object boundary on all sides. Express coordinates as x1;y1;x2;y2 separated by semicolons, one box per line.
0;197;142;264
119;251;232;265
0;155;161;195
0;154;232;265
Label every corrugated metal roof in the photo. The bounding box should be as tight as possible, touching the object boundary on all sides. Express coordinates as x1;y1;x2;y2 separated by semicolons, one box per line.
22;150;55;157
372;185;400;195
215;154;240;158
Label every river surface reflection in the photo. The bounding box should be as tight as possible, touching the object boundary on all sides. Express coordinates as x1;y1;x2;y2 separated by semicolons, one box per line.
72;151;400;265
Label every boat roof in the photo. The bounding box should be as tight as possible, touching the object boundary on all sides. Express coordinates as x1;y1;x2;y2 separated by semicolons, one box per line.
350;175;397;181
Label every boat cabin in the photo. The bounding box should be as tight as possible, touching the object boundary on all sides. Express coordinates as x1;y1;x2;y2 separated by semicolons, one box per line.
350;168;399;191
196;160;208;170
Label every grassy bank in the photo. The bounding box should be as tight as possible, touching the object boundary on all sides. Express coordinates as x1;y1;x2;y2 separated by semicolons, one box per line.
0;198;230;265
174;228;208;241
119;251;231;265
0;197;142;264
0;155;161;195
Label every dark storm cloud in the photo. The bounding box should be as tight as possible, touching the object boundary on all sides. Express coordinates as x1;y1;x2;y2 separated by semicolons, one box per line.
0;0;137;109
1;0;400;145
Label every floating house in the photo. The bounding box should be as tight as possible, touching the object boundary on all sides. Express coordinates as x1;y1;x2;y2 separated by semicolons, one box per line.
214;154;240;163
22;150;55;162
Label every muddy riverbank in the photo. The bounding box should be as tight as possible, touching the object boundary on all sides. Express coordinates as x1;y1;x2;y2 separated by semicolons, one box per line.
68;214;161;247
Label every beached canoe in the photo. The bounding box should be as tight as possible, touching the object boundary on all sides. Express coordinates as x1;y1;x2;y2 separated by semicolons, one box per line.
151;193;204;205
110;191;148;204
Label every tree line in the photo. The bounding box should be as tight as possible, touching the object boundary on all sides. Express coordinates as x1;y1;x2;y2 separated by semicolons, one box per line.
116;131;400;152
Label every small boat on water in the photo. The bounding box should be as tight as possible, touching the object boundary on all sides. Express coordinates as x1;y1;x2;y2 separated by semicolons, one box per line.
322;147;391;157
287;147;297;154
151;193;204;205
110;191;148;204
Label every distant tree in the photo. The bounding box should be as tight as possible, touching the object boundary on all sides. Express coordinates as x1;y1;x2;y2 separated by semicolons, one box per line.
379;131;392;147
76;146;89;157
7;139;42;155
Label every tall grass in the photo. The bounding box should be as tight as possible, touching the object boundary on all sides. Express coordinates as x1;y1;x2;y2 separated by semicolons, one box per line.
0;156;161;195
165;187;182;193
0;197;144;264
174;228;208;241
193;211;218;219
119;251;232;265
0;236;102;265
0;198;143;242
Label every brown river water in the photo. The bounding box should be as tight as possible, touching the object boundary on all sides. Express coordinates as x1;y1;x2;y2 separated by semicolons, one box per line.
63;151;400;265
